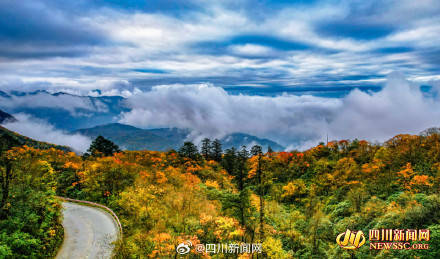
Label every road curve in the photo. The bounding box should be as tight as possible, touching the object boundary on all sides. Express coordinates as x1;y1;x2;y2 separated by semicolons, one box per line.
56;202;119;259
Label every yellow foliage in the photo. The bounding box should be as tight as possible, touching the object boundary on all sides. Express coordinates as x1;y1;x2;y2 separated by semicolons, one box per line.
205;180;220;189
281;179;306;201
262;237;289;259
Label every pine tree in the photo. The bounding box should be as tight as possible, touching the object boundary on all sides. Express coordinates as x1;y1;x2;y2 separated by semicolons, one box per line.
178;141;200;160
222;147;237;175
251;144;265;240
237;146;250;236
211;139;223;162
87;136;121;157
267;146;274;154
200;138;212;160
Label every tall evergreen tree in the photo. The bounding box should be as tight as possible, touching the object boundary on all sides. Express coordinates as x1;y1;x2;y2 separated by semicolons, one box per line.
87;136;121;157
178;141;200;160
211;139;223;162
251;144;265;240
222;147;237;175
237;146;249;192
251;145;263;156
200;138;212;160
237;146;250;237
267;146;274;154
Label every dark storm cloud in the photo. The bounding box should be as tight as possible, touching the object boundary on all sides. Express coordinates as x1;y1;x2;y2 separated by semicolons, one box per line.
0;1;107;59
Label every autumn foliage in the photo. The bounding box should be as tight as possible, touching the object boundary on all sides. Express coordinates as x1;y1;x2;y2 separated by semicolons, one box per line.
3;132;440;258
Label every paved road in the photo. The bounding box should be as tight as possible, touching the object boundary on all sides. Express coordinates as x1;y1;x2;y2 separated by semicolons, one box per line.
56;202;118;259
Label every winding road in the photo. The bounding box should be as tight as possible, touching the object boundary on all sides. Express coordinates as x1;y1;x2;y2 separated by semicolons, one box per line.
56;202;119;259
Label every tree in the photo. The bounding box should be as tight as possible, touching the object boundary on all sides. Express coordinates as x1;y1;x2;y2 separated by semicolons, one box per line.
86;136;121;157
222;147;237;175
0;146;63;257
200;138;212;160
267;146;274;154
237;146;250;238
178;142;200;160
0;134;19;218
237;146;250;187
0;133;20;154
251;145;265;240
0;158;12;218
210;139;223;162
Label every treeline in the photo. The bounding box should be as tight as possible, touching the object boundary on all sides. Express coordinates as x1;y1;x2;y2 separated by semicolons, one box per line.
178;138;223;162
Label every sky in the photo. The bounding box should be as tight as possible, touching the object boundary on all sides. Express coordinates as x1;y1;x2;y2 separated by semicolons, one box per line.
0;0;439;94
1;0;440;151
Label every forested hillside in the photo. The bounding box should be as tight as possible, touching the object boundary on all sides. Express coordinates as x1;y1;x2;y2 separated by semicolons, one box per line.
2;131;440;258
0;126;70;152
0;136;64;257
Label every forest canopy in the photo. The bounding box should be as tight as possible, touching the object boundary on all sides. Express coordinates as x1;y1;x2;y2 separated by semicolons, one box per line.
1;132;440;258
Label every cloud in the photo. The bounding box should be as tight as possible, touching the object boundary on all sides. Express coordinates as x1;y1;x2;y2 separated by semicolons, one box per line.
0;1;106;59
0;0;439;96
119;74;440;150
229;44;274;57
316;21;395;40
119;82;341;146
0;91;108;116
328;73;440;141
2;113;92;153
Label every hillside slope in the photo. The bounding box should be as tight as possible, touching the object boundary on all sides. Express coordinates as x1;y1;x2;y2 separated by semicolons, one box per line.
0;109;16;124
74;123;285;151
0;125;70;151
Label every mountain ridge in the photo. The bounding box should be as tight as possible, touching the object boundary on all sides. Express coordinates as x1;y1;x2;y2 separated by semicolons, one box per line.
74;123;285;151
0;109;16;124
0;90;127;131
0;125;70;152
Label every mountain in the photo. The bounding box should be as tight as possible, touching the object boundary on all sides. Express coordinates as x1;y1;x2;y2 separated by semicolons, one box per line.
0;125;70;152
0;90;128;131
0;109;16;124
74;123;285;151
75;123;178;151
221;133;284;151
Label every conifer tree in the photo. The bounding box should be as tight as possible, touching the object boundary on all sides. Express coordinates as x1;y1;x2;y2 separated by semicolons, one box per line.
86;136;121;157
200;138;212;160
211;139;223;162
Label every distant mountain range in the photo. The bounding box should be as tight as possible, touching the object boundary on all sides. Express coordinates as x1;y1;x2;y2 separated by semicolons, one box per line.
0;90;127;131
74;123;285;151
0;90;287;151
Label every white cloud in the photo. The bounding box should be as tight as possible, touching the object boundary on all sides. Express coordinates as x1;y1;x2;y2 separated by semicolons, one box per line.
2;113;92;153
0;91;109;115
1;0;439;92
328;73;440;141
119;74;440;150
119;82;341;147
229;44;274;56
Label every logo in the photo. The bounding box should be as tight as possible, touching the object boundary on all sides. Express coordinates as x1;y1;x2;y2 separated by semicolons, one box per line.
336;229;366;249
369;229;430;250
176;240;192;255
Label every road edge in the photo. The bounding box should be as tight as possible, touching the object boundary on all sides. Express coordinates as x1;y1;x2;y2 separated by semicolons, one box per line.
55;196;123;240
